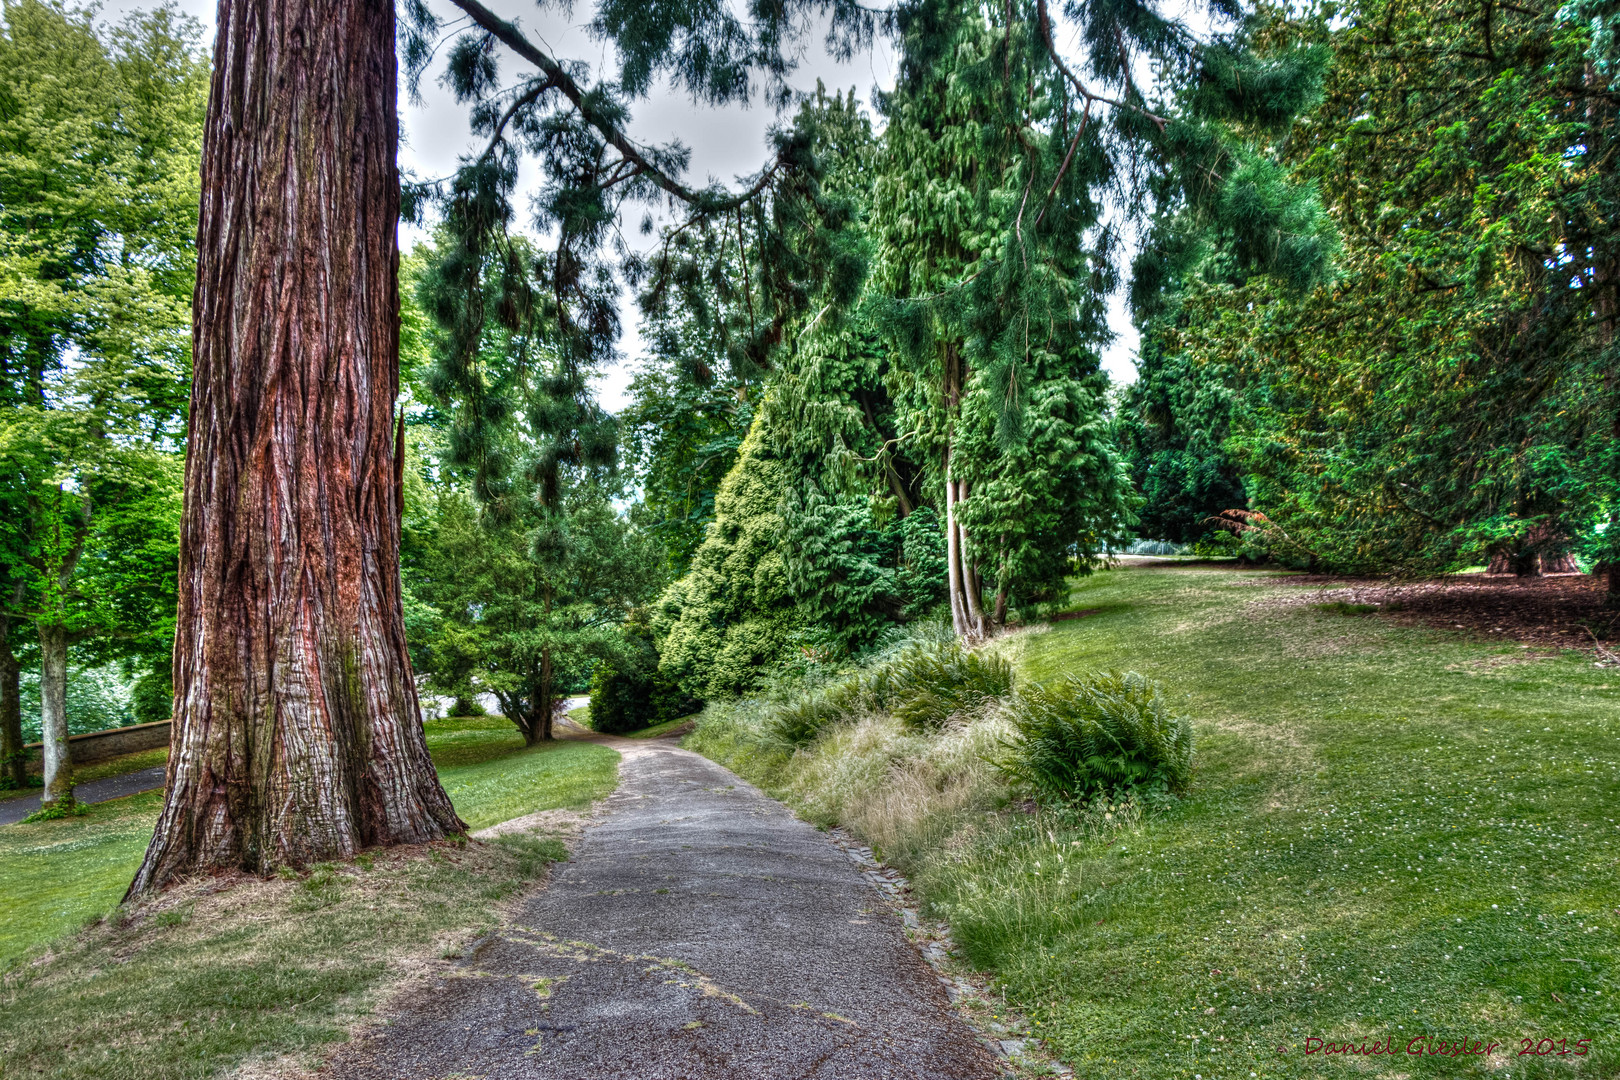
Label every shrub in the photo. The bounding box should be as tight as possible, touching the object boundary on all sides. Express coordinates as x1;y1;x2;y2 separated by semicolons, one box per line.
884;642;1013;730
589;634;701;735
21;799;89;824
761;638;1013;746
449;694;486;717
995;670;1192;803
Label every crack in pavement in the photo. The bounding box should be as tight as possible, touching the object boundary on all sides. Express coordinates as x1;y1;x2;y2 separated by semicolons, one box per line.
321;733;1001;1079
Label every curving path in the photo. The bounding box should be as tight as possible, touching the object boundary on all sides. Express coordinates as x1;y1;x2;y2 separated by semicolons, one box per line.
322;732;1001;1080
0;766;166;826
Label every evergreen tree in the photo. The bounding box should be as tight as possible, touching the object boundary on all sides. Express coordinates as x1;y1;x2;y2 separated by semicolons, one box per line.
654;418;802;698
131;0;464;895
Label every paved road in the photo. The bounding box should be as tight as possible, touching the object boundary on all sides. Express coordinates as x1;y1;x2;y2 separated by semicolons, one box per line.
0;765;166;826
324;734;1000;1080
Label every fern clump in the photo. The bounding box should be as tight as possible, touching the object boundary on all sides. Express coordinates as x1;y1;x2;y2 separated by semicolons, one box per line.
884;642;1013;730
762;640;1013;746
996;671;1192;803
765;693;851;748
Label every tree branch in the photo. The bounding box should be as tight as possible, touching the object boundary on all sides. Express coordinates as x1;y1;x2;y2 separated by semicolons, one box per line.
444;0;780;213
1035;0;1167;130
476;78;556;163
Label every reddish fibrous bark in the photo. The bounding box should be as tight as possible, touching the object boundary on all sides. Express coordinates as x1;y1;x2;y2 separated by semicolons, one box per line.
129;0;463;896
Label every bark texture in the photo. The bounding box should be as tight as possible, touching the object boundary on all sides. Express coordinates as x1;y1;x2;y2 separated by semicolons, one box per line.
0;611;25;790
130;0;463;895
37;622;72;804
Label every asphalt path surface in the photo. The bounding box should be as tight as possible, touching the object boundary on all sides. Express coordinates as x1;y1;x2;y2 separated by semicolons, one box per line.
324;731;1001;1080
0;765;166;826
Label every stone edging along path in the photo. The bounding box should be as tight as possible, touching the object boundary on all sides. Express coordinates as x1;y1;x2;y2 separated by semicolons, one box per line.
319;729;1071;1079
825;827;1072;1078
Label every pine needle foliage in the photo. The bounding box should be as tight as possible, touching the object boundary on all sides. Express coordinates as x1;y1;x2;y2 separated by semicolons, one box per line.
1134;0;1620;576
995;670;1192;802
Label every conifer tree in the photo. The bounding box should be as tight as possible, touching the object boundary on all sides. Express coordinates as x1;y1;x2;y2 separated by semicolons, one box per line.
868;0;1328;634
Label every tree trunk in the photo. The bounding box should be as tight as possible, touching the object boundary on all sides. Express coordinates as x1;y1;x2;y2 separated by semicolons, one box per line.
956;484;988;637
944;457;969;637
129;0;462;896
0;621;27;790
536;647;555;743
941;344;973;639
1512;550;1542;577
38;622;72;805
1541;551;1579;574
859;391;913;517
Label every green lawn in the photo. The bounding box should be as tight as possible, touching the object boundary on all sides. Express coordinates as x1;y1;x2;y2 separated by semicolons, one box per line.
690;562;1620;1079
433;717;619;829
0;715;617;966
971;565;1620;1078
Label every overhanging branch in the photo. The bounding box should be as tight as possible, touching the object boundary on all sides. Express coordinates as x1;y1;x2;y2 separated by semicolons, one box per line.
443;0;781;213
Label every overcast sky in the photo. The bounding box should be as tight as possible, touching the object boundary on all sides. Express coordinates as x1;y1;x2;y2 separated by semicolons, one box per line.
99;0;1140;407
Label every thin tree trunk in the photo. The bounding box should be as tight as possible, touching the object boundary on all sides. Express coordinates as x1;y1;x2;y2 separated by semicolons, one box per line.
956;481;988;636
0;620;27;789
942;344;970;638
859;392;913;517
38;622;72;805
537;647;555;742
517;686;539;745
130;0;462;896
944;454;969;637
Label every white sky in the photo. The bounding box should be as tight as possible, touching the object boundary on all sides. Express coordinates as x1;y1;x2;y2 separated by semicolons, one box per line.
99;0;1140;408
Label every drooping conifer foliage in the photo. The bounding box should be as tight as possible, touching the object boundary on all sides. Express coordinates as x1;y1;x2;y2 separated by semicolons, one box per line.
632;0;1336;684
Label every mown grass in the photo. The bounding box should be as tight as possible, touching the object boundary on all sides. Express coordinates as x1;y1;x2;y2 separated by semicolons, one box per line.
0;715;617;966
691;564;1620;1079
0;832;567;1080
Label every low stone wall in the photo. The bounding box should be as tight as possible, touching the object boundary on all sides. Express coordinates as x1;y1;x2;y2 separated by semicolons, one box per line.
24;719;171;770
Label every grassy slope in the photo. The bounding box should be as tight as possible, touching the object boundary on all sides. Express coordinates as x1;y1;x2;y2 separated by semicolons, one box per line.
999;566;1620;1077
698;565;1620;1079
0;715;617;965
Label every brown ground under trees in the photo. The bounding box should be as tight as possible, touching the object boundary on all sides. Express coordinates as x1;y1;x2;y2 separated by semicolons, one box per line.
1265;571;1619;654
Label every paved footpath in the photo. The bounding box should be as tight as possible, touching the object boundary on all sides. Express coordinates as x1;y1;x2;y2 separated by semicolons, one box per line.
0;766;166;826
323;733;1001;1080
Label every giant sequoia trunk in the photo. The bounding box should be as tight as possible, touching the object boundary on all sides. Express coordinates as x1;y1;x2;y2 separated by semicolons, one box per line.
129;0;463;895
